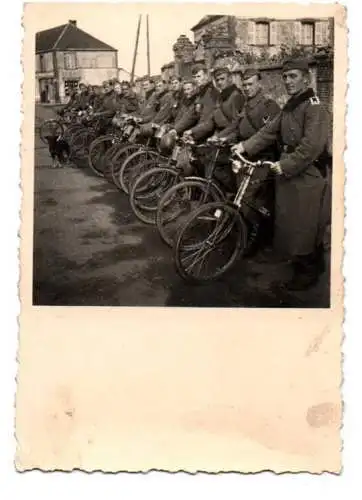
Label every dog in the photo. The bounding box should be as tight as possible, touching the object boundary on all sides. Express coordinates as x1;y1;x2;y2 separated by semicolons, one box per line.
44;134;71;168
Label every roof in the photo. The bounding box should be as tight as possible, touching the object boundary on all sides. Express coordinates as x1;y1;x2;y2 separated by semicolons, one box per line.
161;61;175;70
190;15;225;31
36;21;116;53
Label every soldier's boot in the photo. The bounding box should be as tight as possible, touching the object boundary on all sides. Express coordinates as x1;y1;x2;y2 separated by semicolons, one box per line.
283;247;325;291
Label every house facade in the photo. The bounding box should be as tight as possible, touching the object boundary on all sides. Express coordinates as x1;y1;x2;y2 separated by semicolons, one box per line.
191;15;333;64
35;20;118;104
161;15;333;81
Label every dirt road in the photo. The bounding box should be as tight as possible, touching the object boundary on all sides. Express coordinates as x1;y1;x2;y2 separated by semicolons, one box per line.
33;106;330;307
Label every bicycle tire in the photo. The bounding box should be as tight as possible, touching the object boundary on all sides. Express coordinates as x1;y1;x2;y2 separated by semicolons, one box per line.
156;179;224;248
111;144;142;189
129;166;179;225
71;129;96;162
39;119;64;145
118;149;159;194
174;201;248;283
87;134;115;177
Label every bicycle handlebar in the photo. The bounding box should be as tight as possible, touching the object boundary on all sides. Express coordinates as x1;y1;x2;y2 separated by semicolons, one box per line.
232;151;274;168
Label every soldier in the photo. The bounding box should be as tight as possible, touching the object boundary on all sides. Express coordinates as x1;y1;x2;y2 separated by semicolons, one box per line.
160;79;198;151
152;79;176;125
177;64;220;142
119;81;139;114
190;67;244;141
232;58;332;291
89;85;103;111
138;78;158;122
221;69;280;149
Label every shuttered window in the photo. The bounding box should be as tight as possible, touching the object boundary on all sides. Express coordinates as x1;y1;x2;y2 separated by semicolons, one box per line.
301;22;314;45
315;21;329;46
64;52;77;70
247;21;256;45
269;21;278;45
293;21;302;45
255;22;269;45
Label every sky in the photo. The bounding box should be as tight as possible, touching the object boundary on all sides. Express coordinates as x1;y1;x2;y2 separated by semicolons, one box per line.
30;3;210;77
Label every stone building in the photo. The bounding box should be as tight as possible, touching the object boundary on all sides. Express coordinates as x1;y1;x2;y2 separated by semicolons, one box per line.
191;15;333;66
161;15;333;80
35;20;118;103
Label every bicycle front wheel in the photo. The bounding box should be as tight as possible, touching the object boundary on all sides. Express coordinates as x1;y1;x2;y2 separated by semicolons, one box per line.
87;134;115;177
129;166;179;225
174;201;248;283
156;179;224;248
39;119;64;144
118;149;159;194
110;143;141;188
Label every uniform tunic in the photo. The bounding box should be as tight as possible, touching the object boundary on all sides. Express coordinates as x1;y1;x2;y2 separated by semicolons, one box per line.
118;92;140;114
242;87;331;256
191;84;244;141
153;90;176;125
139;89;158;123
221;89;280;146
173;81;219;136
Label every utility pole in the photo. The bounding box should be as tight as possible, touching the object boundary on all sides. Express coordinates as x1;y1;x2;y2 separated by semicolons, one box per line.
131;15;142;84
146;14;151;77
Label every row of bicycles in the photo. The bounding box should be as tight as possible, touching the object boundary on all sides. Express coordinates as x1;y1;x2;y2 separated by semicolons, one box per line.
39;107;275;284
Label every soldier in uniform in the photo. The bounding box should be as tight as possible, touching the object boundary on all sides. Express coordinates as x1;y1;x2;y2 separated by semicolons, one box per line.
190;67;244;141
138;78;158;123
118;81;139;114
152;79;177;125
232;58;332;291
160;79;198;151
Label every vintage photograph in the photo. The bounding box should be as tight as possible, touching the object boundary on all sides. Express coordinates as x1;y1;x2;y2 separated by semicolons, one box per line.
32;7;334;308
17;2;344;474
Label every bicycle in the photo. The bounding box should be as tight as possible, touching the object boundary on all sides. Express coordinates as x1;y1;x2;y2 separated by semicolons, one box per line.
116;123;170;194
154;137;230;246
87;114;142;178
173;152;275;283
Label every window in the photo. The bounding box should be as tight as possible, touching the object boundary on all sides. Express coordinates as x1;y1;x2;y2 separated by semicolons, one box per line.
39;54;45;72
64;52;77;70
255;22;269;45
301;22;315;46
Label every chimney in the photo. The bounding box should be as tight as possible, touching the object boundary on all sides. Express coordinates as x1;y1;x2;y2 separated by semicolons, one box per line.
69;20;77;27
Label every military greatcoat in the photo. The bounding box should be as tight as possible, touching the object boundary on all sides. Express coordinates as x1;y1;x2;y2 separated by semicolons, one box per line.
242;87;332;257
191;84;245;141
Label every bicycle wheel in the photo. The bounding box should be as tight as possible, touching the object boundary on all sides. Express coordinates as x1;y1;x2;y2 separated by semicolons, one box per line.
129;166;179;225
63;123;82;141
174;201;248;283
70;129;97;162
87;135;115;177
111;143;142;188
102;142;123;181
156;179;224;248
118;149;159;194
39;119;64;145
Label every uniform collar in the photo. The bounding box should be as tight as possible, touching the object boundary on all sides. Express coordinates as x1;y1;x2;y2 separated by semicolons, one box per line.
156;89;167;100
145;89;155;100
283;87;315;112
220;84;238;102
198;81;213;98
245;88;264;108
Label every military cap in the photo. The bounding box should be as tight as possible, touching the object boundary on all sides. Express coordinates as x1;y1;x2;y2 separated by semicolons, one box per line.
182;79;195;86
192;64;207;75
213;66;231;78
282;58;310;73
242;68;261;80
